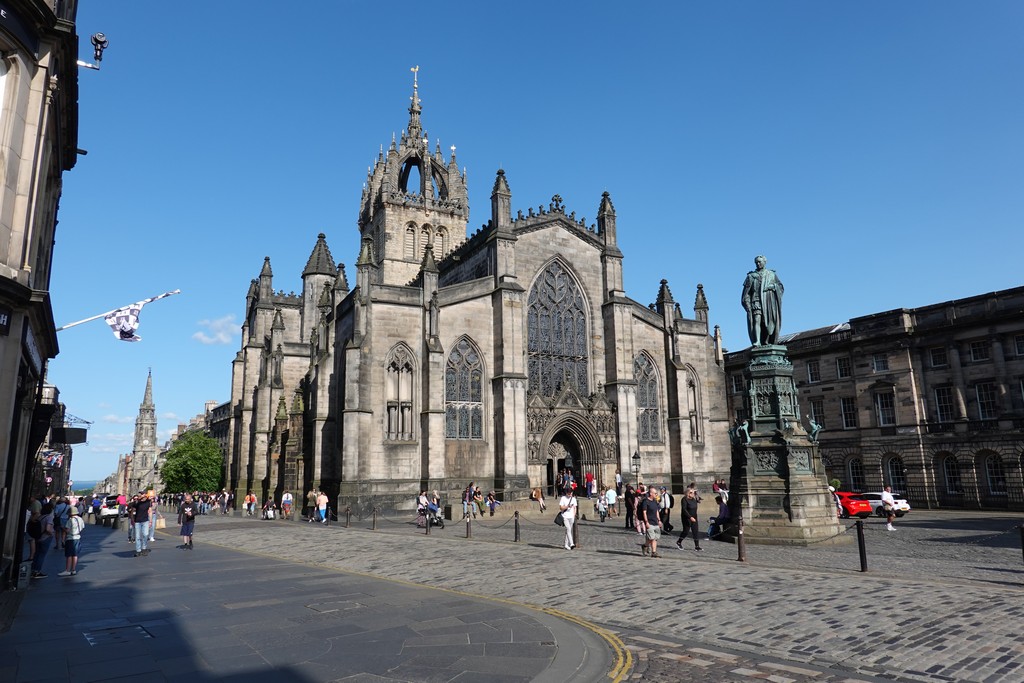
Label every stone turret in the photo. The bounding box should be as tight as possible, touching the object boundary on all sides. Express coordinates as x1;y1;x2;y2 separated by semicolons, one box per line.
302;233;336;341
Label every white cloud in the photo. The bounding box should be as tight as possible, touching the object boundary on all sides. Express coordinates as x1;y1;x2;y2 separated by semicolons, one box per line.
101;414;135;424
193;314;239;345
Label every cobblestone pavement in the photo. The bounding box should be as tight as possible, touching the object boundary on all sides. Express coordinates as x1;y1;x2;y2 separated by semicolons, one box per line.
191;507;1024;682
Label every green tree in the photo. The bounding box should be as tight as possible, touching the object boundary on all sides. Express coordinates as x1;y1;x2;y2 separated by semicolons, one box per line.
160;430;224;493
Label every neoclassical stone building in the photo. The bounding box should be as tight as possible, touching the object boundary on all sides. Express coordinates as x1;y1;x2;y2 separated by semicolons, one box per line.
725;286;1024;510
225;81;731;511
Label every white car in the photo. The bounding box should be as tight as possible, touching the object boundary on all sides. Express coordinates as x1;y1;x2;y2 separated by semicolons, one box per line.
97;495;122;518
859;492;911;517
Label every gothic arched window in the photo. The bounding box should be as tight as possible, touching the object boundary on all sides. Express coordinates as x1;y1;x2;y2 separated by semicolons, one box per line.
421;226;432;259
385;345;415;440
405;224;417;260
634;354;660;442
445;338;483;439
848;457;865;491
434;227;447;258
527;262;589;397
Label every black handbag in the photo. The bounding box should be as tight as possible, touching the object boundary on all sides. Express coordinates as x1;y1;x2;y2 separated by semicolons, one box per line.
553;512;565;527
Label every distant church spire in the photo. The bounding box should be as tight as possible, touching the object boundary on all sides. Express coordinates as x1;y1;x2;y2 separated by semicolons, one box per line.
142;369;153;407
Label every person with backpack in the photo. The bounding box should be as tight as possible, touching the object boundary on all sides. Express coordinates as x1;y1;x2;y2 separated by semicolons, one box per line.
52;496;70;551
58;506;85;576
659;487;674;533
30;502;55;578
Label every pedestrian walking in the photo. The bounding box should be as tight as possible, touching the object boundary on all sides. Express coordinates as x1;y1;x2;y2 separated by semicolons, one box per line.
881;485;898;531
558;488;577;550
605;484;617;517
177;493;197;549
281;491;294;520
30;502;55;579
132;493;152;557
58;506;85;576
676;488;703;551
640;487;663;557
659;486;674;532
306;489;318;522
316;490;329;524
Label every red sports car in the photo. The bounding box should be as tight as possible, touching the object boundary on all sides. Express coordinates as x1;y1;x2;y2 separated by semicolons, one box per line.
834;491;873;519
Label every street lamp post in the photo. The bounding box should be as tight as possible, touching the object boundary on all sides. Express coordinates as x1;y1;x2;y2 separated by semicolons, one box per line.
631;451;641;486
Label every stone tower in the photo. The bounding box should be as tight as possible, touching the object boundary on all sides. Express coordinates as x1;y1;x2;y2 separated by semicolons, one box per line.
358;70;470;286
130;371;161;493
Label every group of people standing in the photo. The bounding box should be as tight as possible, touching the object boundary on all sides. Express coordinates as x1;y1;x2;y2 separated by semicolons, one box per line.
24;494;86;578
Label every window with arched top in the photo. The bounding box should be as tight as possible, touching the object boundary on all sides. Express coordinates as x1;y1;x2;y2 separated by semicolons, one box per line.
434;227;446;258
527;262;589;397
405;225;417;260
885;456;907;495
984;454;1007;495
385;345;415;440
445;338;483;439
848;457;865;491
634;354;660;442
942;456;963;494
421;227;431;259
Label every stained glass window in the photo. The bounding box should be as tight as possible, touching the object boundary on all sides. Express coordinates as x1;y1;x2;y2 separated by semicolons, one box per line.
527;262;588;397
635;355;660;441
445;338;483;439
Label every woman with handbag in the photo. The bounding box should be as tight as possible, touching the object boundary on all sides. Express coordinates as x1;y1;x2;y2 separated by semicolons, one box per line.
558;489;577;550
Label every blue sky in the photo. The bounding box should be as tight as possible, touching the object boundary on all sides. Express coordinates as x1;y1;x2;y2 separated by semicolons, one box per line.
56;2;1024;482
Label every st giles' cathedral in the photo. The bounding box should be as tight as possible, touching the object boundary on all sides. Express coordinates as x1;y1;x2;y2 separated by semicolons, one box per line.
224;76;731;511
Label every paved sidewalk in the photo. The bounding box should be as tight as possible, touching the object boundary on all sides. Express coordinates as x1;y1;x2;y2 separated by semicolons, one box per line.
0;519;612;682
199;507;1024;683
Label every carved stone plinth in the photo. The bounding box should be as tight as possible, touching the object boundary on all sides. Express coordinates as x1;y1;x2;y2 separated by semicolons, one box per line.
728;346;847;545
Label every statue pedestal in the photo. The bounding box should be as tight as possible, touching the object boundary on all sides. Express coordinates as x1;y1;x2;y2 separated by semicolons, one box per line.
729;345;847;545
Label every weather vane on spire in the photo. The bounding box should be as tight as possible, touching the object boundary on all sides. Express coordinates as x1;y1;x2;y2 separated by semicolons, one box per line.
411;65;419;91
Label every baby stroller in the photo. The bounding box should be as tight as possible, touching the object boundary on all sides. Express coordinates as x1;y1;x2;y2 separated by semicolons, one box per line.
416;502;445;529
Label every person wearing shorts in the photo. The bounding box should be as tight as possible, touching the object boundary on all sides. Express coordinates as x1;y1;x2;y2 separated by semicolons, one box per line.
59;506;85;576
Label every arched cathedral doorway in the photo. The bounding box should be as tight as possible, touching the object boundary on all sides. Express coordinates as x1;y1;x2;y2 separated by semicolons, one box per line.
543;422;603;497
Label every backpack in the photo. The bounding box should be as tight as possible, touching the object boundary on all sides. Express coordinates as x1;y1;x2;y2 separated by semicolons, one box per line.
666;493;674;509
27;518;42;540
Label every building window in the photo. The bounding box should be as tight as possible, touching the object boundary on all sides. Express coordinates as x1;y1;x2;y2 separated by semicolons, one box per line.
975;382;999;420
527;261;589;398
874;391;896;426
806;360;821;383
445;339;483;440
934;386;956;423
730;374;745;394
885;457;907;496
984;455;1007;495
836;357;851;379
841;397;858;429
942;456;963;494
929;347;948;368
872;354;889;372
809;398;825;428
970;340;990;362
635;354;661;442
385;345;415;440
434;227;447;258
404;224;417;260
1015;335;1024;356
848;458;866;492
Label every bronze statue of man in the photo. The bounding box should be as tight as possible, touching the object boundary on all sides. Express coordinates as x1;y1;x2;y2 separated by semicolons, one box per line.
741;255;784;346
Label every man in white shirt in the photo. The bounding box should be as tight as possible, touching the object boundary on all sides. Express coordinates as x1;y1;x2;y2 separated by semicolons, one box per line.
881;486;898;531
558;490;578;550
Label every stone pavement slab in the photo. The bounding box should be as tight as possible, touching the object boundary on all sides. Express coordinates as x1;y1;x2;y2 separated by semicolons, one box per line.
0;519;612;682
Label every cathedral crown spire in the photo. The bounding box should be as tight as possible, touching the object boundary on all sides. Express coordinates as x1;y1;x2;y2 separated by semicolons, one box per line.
407;65;423;139
142;369;153;408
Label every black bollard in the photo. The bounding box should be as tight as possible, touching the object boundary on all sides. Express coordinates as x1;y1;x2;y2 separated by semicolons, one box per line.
514;511;520;542
1019;525;1023;567
856;520;868;572
345;506;351;528
736;513;747;562
372;507;378;531
573;514;580;548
